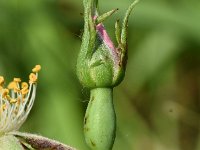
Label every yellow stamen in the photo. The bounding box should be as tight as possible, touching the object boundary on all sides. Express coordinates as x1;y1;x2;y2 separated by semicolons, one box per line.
0;104;6;115
10;98;17;103
8;81;17;90
7;81;20;92
0;104;7;112
32;65;41;73
0;76;4;86
21;88;29;95
29;73;37;84
14;78;21;83
16;97;21;105
21;82;28;89
0;104;6;114
14;87;20;93
0;65;40;133
6;95;11;101
2;88;9;98
0;86;3;92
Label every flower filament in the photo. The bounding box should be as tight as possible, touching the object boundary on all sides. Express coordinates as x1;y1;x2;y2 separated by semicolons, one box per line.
0;65;41;135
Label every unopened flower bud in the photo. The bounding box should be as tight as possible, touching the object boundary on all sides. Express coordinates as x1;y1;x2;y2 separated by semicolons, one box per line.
77;0;139;89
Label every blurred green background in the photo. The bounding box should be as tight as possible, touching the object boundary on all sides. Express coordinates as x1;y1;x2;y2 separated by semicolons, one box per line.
0;0;200;150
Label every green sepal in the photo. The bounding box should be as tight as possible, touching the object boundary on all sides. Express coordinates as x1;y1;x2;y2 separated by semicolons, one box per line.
96;8;118;24
115;19;121;45
121;0;139;46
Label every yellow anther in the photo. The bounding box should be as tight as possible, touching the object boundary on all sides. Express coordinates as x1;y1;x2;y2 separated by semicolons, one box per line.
21;82;28;89
0;76;4;86
14;87;20;93
6;95;11;101
29;73;37;84
8;81;20;93
2;88;9;98
21;82;29;96
0;104;6;115
0;104;7;111
21;88;29;95
10;98;17;103
8;81;17;90
0;86;3;91
14;78;21;83
32;65;41;73
16;97;21;105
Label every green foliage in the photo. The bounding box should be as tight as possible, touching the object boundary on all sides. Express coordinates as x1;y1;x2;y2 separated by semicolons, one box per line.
0;0;200;150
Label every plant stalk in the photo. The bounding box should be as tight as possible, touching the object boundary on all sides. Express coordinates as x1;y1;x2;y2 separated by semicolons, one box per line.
84;88;116;150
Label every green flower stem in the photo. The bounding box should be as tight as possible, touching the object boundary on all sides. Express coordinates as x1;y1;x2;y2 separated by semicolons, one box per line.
84;88;116;150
